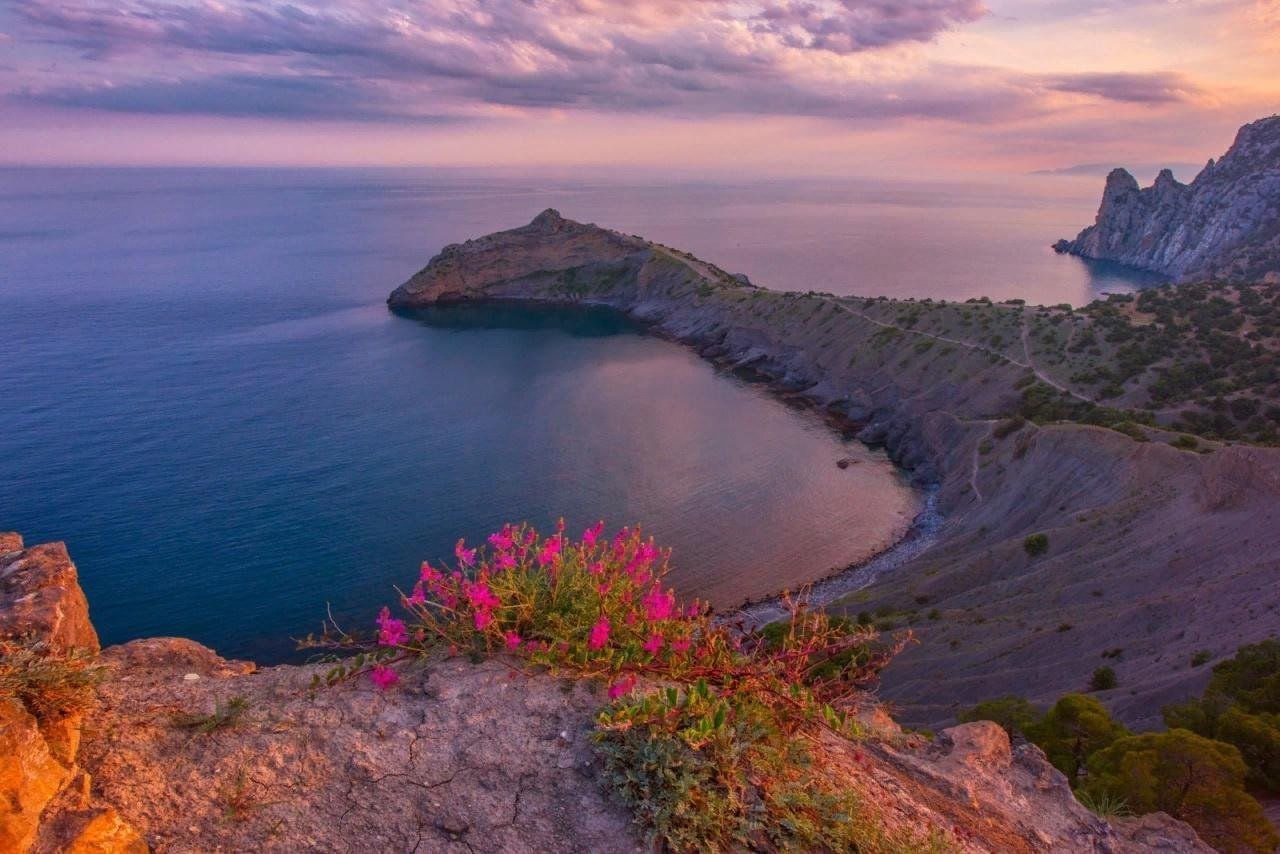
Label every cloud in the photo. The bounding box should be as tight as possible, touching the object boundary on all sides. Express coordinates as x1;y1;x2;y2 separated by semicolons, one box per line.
20;73;457;122
3;0;1204;125
1044;71;1201;104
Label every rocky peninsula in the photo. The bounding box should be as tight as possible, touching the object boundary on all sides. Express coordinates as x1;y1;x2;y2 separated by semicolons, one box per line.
390;209;1280;730
1054;116;1280;283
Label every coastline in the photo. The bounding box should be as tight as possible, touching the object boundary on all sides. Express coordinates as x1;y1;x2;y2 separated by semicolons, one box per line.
385;210;1280;728
395;299;934;615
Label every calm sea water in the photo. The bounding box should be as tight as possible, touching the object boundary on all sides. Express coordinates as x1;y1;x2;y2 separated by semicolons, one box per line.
0;168;1156;660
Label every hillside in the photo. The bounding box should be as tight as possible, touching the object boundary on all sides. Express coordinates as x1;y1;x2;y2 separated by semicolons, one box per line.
1053;116;1280;282
389;210;1280;730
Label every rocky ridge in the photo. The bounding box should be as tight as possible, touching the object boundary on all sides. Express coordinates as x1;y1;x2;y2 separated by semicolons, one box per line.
1;532;1209;851
389;210;1280;729
1053;116;1280;282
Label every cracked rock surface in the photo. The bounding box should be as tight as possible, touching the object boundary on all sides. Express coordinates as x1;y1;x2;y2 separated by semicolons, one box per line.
80;640;637;853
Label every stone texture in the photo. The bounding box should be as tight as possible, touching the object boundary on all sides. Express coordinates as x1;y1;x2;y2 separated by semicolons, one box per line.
0;540;100;655
1055;115;1280;281
0;538;144;854
80;640;639;853
0;698;72;854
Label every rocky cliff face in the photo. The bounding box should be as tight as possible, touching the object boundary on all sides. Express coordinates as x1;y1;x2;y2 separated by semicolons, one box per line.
1;534;146;854
1054;115;1280;282
0;532;1209;852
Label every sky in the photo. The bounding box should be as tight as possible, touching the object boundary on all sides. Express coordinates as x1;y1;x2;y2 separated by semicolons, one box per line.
1;0;1277;175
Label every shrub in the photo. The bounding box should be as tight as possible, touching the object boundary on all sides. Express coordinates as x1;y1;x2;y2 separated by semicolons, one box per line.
957;696;1040;739
1081;730;1278;853
1171;434;1199;451
318;521;931;851
1191;649;1212;667
1035;694;1128;785
0;637;102;724
1089;667;1117;692
1023;533;1049;557
992;416;1026;439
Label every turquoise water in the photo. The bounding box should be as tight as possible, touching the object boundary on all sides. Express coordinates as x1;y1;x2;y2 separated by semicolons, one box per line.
0;168;1157;660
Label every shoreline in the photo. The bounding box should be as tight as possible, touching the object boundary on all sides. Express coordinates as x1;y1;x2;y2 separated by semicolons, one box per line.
395;298;938;621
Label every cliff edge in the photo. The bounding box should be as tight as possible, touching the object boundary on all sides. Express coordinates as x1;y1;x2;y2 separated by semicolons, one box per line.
1054;115;1280;282
1;534;1209;851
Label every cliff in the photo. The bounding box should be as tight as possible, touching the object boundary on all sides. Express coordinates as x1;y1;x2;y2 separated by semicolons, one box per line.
1053;115;1280;282
0;533;1209;851
389;211;1280;730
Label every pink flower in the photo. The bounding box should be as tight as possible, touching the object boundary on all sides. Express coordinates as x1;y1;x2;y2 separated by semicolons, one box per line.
495;553;516;571
504;631;522;649
608;675;638;700
588;561;605;576
455;539;476;567
376;607;408;647
537;536;562;566
406;584;427;606
643;587;675;622
582;520;605;546
474;610;493;630
670;638;691;654
369;665;399;690
420;563;443;586
686;603;702;619
588;616;610;651
643;634;663;655
596;582;611;596
487;528;514;551
523;529;537;545
464;580;501;611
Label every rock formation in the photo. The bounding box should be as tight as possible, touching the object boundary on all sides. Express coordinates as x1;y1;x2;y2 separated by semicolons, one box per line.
1;532;1209;851
1;534;146;854
1054;115;1280;281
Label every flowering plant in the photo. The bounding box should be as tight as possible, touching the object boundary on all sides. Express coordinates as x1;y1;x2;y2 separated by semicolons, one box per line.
311;520;921;850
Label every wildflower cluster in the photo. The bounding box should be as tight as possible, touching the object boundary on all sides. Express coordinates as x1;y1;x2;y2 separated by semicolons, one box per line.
321;520;921;850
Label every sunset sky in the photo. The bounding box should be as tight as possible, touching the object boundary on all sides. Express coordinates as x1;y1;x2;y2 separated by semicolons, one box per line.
2;0;1277;175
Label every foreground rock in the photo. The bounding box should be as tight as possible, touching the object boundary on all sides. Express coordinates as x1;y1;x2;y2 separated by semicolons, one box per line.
0;534;146;854
2;533;1207;851
1054;115;1280;281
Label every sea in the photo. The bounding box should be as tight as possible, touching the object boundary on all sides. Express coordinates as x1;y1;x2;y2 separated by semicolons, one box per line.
0;167;1162;660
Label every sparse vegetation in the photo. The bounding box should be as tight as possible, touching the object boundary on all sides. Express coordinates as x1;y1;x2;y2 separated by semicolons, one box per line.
0;637;102;724
1089;666;1117;691
172;695;250;734
963;640;1280;851
315;521;940;852
1023;533;1049;557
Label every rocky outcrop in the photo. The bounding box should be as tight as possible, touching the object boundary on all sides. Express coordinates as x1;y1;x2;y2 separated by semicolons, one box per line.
1;534;1209;851
1054;115;1280;281
0;534;146;854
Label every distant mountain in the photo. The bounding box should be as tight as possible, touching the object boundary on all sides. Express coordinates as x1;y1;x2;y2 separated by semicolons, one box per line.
1032;162;1201;181
1053;115;1280;283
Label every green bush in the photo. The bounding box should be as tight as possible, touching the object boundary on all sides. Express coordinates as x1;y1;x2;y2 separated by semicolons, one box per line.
1089;667;1118;692
957;696;1040;739
1081;730;1278;853
1035;694;1129;785
1023;533;1049;557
